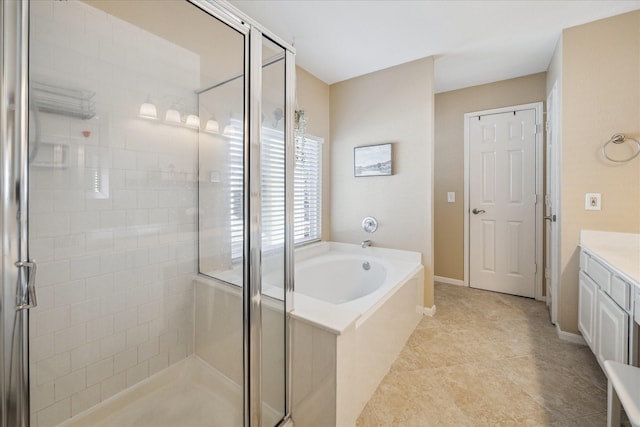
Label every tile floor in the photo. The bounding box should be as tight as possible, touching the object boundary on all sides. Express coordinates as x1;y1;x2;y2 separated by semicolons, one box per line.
61;357;243;427
357;282;614;426
61;356;280;427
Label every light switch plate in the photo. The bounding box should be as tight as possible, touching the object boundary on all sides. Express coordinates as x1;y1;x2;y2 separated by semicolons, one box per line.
447;192;455;203
585;193;601;210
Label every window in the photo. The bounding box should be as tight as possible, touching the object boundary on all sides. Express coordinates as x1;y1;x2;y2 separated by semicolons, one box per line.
228;124;322;260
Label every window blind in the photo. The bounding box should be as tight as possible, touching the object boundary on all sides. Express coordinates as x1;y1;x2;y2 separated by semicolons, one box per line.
228;124;322;260
228;125;244;261
293;135;322;244
261;127;286;252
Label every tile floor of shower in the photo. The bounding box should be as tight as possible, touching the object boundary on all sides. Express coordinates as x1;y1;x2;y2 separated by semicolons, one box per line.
61;282;621;426
61;355;280;427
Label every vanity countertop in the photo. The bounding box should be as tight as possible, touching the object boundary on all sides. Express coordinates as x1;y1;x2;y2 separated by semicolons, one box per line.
580;230;640;287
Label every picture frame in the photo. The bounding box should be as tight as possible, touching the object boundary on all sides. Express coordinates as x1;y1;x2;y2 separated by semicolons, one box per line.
354;143;393;177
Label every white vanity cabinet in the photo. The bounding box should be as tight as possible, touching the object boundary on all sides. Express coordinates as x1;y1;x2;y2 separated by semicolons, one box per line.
578;271;597;350
578;230;640;369
579;253;630;367
595;286;629;365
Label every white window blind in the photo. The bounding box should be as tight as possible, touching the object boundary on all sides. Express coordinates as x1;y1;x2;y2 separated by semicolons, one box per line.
228;124;244;261
261;127;286;252
228;124;322;260
293;135;322;244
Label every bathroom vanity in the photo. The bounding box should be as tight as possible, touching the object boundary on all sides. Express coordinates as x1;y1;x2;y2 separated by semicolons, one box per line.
578;230;640;368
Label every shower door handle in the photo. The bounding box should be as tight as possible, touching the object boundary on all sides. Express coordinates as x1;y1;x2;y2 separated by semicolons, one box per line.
15;260;37;310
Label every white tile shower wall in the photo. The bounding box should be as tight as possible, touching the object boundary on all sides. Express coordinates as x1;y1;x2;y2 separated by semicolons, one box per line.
29;2;199;425
197;129;234;273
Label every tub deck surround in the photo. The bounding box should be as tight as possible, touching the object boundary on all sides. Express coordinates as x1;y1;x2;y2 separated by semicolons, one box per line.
295;241;423;264
291;293;362;335
292;241;423;332
579;230;640;286
290;242;425;426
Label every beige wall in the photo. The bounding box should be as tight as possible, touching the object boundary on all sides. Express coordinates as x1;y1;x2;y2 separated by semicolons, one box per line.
295;67;332;241
558;10;640;334
329;58;435;308
434;73;547;280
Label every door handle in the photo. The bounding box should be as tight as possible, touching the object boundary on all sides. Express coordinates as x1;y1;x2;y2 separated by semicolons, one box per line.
472;208;486;215
15;260;37;310
544;215;557;222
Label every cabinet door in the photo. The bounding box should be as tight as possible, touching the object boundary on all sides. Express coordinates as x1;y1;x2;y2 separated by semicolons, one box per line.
579;271;597;351
596;288;629;366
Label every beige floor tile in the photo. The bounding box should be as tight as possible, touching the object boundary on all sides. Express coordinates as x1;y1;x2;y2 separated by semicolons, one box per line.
357;283;608;426
497;355;606;419
557;411;607;426
358;369;474;427
429;363;552;426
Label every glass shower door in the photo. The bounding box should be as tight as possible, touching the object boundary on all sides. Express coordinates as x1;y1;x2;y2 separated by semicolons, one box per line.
260;36;287;427
2;1;293;425
25;1;248;426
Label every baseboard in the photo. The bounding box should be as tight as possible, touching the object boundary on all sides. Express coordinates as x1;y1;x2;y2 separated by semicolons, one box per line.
434;276;465;286
556;325;586;345
423;305;436;317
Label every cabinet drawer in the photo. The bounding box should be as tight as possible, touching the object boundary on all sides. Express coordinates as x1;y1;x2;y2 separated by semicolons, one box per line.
610;276;630;311
585;256;612;293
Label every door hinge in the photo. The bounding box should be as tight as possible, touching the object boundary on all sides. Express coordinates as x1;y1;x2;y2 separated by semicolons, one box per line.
534;263;537;273
535;123;543;134
15;260;38;311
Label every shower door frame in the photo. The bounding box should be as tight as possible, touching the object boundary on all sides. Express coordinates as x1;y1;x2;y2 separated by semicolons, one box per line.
0;0;296;426
196;2;296;425
1;1;32;426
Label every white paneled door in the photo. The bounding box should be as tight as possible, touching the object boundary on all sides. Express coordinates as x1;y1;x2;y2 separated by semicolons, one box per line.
469;108;537;297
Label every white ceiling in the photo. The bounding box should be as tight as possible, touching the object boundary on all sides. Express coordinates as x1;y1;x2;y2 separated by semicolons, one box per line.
228;0;640;93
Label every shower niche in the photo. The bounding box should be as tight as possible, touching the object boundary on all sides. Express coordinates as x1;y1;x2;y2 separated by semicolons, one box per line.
1;1;293;426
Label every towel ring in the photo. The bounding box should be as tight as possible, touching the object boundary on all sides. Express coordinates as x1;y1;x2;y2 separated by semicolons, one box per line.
602;134;640;163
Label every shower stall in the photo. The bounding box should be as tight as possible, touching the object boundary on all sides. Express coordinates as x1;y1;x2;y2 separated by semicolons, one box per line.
1;1;294;426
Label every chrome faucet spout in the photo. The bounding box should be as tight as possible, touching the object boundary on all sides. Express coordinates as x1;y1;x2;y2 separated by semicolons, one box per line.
361;240;372;248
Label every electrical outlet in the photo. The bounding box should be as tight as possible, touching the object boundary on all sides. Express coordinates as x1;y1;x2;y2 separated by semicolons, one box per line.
447;192;455;203
585;193;601;210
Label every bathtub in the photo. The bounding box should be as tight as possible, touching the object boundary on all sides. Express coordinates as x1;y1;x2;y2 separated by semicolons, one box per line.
295;254;387;305
291;242;424;426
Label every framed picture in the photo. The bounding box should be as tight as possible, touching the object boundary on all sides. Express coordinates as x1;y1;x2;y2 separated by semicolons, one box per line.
354;143;393;177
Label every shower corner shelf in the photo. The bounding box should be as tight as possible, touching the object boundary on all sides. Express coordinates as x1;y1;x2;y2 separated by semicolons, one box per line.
32;81;96;120
31;137;70;169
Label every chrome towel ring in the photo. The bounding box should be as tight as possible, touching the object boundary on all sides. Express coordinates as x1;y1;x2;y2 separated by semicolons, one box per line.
602;134;640;163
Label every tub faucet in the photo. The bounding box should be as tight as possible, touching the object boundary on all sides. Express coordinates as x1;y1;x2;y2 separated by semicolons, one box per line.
361;240;372;248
